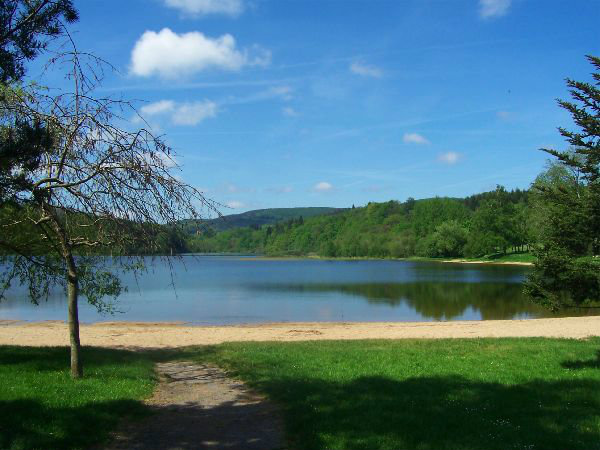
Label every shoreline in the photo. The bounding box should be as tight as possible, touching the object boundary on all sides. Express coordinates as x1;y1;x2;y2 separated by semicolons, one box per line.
240;255;534;266
441;259;533;266
1;316;599;348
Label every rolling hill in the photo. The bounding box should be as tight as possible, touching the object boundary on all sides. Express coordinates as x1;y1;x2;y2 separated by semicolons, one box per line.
181;207;344;233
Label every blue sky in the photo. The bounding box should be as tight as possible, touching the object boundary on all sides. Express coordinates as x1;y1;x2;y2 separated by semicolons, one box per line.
41;0;600;214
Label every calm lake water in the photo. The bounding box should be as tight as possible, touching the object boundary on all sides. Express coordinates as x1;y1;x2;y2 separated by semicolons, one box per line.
0;256;593;324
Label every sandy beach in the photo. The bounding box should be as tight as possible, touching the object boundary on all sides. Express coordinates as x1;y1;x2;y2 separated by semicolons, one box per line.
1;316;599;349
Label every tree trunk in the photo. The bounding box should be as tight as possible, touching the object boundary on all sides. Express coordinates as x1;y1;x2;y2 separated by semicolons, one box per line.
45;201;84;378
67;266;83;378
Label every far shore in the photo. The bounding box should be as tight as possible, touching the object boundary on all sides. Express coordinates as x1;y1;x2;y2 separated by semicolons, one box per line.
238;254;534;266
1;316;598;349
441;258;533;266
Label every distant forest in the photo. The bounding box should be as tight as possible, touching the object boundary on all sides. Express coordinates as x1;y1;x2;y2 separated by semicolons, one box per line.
186;185;536;259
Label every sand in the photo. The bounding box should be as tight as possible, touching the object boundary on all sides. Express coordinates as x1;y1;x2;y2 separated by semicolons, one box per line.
442;259;533;266
1;316;599;348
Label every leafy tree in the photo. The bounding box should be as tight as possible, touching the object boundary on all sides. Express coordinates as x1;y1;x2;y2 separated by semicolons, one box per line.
426;220;469;258
464;186;517;257
525;55;600;310
0;49;215;378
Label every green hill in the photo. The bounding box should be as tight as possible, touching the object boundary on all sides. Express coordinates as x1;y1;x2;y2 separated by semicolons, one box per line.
181;207;344;233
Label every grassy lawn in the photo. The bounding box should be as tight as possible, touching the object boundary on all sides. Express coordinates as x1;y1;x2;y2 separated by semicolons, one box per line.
188;338;600;450
0;346;156;450
2;338;600;449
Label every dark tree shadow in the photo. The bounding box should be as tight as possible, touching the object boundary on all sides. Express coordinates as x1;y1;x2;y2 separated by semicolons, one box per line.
105;396;283;450
0;346;154;449
0;345;154;372
249;375;600;450
562;350;600;369
0;398;148;450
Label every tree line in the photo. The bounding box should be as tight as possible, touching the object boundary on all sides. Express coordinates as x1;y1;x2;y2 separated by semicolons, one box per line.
186;186;535;259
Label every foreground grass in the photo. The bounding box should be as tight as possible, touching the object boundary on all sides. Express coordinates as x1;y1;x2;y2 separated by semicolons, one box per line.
3;338;600;449
187;338;600;450
0;346;156;450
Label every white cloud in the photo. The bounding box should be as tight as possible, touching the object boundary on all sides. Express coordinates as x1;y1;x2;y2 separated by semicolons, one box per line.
282;106;298;117
164;0;243;16
130;28;270;79
313;181;333;192
172;101;217;125
479;0;511;19
438;152;461;165
226;200;244;209
402;133;430;145
350;61;382;78
140;100;175;115
140;99;217;126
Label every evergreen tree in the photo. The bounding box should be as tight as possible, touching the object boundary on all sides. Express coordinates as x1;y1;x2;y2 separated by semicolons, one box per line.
525;55;600;310
1;0;79;202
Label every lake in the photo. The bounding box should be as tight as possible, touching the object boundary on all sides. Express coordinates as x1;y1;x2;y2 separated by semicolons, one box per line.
0;256;592;324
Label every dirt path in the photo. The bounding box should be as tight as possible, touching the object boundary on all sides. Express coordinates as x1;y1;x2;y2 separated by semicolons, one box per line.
105;361;284;450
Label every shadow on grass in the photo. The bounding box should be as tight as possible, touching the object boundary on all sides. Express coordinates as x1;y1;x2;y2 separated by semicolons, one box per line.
0;346;154;450
562;350;600;369
248;375;600;450
0;398;148;450
0;345;154;372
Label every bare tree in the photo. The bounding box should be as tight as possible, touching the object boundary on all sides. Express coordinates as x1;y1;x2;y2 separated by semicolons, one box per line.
0;48;217;378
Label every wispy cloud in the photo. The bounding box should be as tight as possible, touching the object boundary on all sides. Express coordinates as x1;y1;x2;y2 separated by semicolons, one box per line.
438;152;462;165
130;28;270;79
402;132;430;145
164;0;244;17
313;181;334;192
101;77;301;93
222;85;293;105
140;100;175;115
282;106;298;117
479;0;511;19
350;61;382;78
226;200;245;209
139;99;217;126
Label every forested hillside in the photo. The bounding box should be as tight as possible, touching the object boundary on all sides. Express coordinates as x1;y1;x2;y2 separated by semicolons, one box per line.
187;186;534;258
180;207;342;232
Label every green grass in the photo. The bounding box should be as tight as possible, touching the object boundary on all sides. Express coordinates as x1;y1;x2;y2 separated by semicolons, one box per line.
3;338;600;449
185;338;600;450
0;346;156;450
